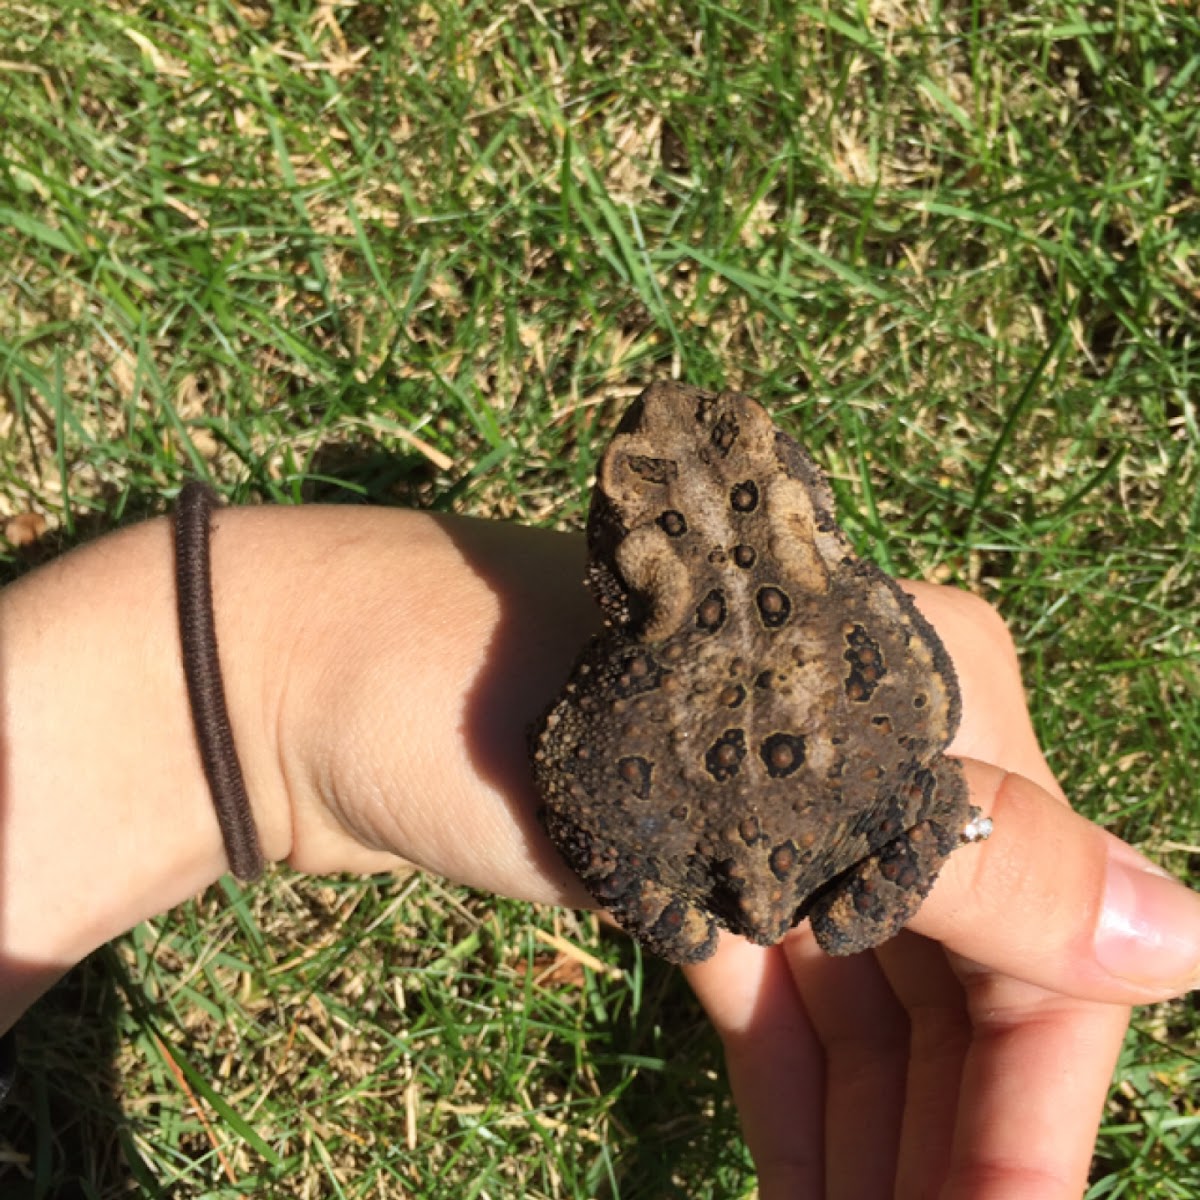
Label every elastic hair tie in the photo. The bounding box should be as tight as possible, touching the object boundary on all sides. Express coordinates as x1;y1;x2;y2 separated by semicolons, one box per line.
173;482;265;881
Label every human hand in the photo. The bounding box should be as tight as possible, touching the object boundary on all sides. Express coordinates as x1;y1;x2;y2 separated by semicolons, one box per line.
685;585;1199;1199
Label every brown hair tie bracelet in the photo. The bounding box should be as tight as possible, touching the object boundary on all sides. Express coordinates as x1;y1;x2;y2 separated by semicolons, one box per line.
174;482;265;881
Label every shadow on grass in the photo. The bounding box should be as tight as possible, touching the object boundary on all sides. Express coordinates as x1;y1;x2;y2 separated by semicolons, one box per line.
591;950;751;1200
0;950;134;1198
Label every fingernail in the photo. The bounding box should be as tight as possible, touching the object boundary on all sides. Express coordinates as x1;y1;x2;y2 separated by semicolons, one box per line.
1095;854;1200;991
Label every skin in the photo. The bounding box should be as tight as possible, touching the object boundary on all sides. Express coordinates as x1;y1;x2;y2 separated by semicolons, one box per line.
1;505;1197;1198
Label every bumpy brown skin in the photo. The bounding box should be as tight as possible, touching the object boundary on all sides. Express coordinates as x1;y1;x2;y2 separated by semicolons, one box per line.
530;383;976;964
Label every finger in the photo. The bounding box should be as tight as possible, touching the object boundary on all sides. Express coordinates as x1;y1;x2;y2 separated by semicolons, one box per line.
874;933;971;1199
913;761;1200;1003
880;934;1130;1200
685;936;825;1198
783;930;909;1200
943;976;1130;1200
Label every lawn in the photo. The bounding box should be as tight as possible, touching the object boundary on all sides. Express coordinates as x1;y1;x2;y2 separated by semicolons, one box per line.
1;0;1197;1196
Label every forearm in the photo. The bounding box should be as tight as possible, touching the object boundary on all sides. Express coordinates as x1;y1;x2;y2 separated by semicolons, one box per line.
0;505;595;1032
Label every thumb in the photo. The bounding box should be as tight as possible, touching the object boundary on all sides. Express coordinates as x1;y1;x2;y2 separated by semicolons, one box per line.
910;759;1200;1003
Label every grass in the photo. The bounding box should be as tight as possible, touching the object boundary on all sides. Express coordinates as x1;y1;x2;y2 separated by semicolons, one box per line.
1;0;1198;1195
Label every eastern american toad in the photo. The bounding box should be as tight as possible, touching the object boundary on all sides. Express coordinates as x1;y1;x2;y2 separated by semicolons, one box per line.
530;383;989;964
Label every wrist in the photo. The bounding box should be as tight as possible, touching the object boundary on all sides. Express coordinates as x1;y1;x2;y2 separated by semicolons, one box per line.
269;509;599;904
